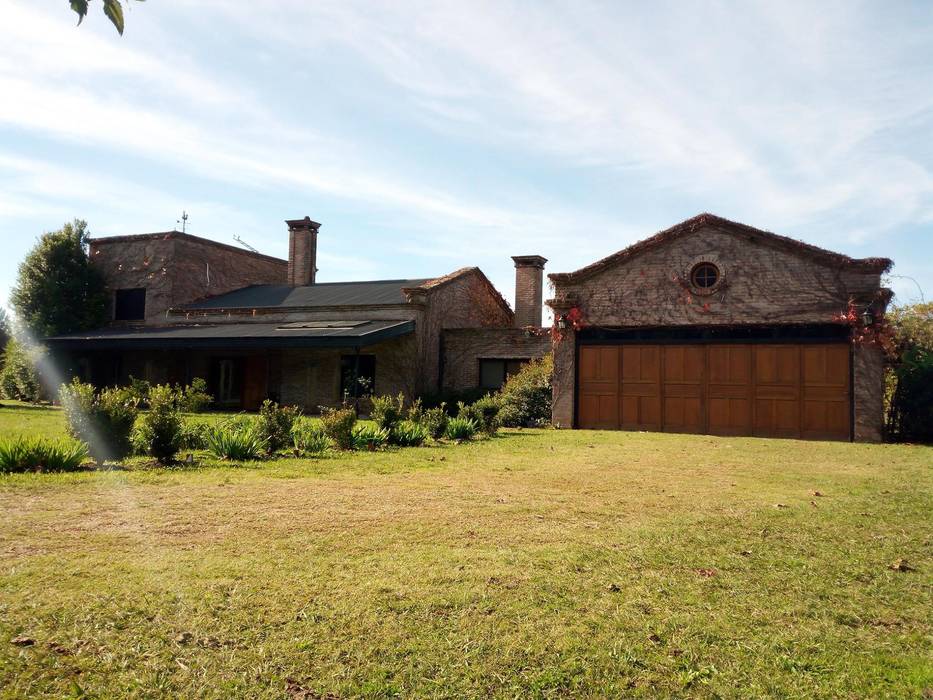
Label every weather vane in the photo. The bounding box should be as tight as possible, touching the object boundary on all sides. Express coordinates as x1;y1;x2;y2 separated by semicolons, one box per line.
177;211;189;233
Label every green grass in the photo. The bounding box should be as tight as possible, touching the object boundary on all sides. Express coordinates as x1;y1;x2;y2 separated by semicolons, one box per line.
0;404;930;698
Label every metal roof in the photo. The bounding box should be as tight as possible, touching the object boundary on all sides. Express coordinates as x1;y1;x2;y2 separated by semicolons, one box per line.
47;320;415;350
181;279;432;310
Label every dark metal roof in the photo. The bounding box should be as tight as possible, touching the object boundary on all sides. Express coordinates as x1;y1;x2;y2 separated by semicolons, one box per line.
181;279;432;310
47;320;415;350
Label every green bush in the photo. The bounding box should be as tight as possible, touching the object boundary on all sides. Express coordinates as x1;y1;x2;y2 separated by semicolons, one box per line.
0;339;42;402
257;399;301;455
351;424;390;451
886;303;933;443
445;416;477;442
497;353;553;427
406;397;424;423
391;420;429;447
291;419;330;457
419;404;448;440
458;395;500;436
177;377;212;413
370;392;405;432
126;376;151;408
319;406;357;450
0;435;88;473
204;423;266;461
134;384;183;463
180;420;210;450
60;379;138;464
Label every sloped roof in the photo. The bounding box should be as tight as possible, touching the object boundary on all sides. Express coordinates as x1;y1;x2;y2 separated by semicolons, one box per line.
90;230;287;266
181;278;433;310
46;320;414;349
549;213;893;284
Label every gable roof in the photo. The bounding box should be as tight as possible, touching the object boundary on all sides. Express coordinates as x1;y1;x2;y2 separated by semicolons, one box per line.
549;213;893;284
180;278;433;310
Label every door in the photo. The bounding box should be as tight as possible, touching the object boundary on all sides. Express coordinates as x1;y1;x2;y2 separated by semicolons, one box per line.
576;343;850;440
578;346;619;429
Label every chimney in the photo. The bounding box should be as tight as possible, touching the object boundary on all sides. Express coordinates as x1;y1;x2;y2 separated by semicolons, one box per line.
511;255;547;328
286;216;321;286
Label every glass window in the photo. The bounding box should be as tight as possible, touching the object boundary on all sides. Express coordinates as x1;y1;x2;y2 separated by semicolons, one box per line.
114;288;146;321
479;359;528;390
690;263;720;289
341;355;375;399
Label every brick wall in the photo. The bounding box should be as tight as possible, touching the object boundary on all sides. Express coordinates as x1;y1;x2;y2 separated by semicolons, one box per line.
441;328;551;391
89;232;286;323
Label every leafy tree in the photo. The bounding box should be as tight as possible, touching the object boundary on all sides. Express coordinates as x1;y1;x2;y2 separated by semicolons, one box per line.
885;302;933;443
69;0;144;36
0;309;9;360
0;340;43;403
10;220;109;338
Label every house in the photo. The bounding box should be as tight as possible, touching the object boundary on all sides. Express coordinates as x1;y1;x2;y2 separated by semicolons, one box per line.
547;213;892;442
47;217;550;410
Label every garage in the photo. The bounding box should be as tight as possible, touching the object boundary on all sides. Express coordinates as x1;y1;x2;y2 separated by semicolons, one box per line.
577;342;851;440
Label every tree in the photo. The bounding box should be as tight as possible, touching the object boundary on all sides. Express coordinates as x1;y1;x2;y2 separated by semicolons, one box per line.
885;302;933;443
0;309;9;354
10;220;109;338
69;0;144;36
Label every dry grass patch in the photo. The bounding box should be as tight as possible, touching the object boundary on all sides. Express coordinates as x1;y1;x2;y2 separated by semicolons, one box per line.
0;417;930;698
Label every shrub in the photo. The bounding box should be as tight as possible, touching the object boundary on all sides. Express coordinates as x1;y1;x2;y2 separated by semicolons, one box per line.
370;392;405;432
126;376;152;408
445;416;477;442
351;424;390;451
885;302;933;443
291;419;330;457
391;420;429;447
458;395;500;436
419;404;448;440
180;420;210;450
406;397;424;423
177;377;213;413
204;423;266;461
257;400;301;455
134;384;184;463
497;353;553;427
60;379;138;464
0;436;88;473
319;406;357;450
0;339;42;402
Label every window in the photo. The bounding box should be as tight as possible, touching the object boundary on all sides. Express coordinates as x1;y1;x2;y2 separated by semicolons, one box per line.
211;358;243;406
341;355;376;399
114;288;146;321
479;359;526;390
690;262;720;290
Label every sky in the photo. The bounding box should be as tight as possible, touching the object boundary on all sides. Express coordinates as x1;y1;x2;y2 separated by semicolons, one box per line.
1;0;931;315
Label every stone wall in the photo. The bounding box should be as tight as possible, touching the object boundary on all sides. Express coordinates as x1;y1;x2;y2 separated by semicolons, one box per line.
441;328;551;391
549;224;882;328
548;222;890;439
89;232;286;323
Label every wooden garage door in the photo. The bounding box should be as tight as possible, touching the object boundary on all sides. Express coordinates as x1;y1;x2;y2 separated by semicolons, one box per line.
578;344;850;440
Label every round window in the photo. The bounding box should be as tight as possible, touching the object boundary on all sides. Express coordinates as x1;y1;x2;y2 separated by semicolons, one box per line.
690;262;720;289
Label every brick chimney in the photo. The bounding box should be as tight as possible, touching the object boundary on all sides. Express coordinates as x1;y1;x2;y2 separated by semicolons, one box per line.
286;216;321;286
511;255;547;327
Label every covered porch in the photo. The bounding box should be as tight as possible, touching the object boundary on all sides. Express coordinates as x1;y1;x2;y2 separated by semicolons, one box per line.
47;320;417;411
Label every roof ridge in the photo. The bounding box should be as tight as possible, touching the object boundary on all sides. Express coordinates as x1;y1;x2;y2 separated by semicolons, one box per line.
549;213;892;282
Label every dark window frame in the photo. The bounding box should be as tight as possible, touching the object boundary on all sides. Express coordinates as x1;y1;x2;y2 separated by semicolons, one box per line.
114;287;147;321
690;262;720;289
478;358;528;390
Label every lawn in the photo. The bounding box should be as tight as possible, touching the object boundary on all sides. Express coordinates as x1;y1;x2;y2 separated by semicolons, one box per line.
0;404;930;698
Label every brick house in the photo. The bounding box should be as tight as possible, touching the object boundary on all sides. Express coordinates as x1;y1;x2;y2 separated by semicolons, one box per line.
48;218;550;410
547;213;892;442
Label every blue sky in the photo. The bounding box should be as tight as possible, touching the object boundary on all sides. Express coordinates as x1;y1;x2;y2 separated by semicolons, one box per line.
1;0;931;314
